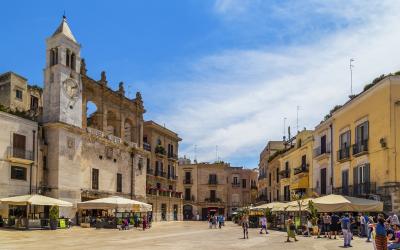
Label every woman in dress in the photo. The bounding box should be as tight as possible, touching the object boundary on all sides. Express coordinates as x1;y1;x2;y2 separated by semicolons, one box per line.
287;215;298;242
375;215;388;250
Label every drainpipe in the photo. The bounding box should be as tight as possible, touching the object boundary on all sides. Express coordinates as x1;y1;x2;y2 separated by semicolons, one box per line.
330;123;334;194
30;130;36;195
130;152;134;199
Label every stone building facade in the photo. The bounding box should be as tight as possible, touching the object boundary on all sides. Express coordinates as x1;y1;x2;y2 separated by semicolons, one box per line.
0;72;42;114
0;17;181;220
144;121;183;221
0;111;39;216
178;162;258;220
257;141;285;204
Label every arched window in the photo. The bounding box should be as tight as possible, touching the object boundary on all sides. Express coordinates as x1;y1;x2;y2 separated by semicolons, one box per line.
71;53;76;70
54;48;58;65
50;50;54;66
66;49;70;67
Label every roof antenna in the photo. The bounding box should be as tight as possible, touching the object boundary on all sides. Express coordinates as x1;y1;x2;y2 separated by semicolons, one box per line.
63;10;66;19
349;58;355;97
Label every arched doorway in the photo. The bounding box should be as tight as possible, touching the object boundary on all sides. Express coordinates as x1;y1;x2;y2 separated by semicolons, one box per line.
86;101;100;130
183;204;193;220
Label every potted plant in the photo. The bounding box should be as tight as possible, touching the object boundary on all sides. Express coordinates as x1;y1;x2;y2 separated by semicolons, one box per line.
308;201;319;235
49;205;59;230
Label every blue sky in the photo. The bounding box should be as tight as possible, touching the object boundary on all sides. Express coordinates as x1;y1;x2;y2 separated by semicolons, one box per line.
2;0;400;168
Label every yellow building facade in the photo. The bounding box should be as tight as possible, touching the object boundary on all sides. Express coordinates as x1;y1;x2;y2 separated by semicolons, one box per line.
279;130;314;201
257;141;285;203
331;75;400;212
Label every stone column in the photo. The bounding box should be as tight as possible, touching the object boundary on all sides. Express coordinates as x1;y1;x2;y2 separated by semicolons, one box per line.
120;114;125;141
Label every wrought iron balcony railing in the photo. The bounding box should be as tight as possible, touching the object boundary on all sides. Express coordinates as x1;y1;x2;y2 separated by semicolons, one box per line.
183;179;193;184
352;139;369;156
337;146;350;161
313;143;331;158
279;169;290;178
294;164;309;175
7;147;33;161
231;182;241;188
143;142;151;151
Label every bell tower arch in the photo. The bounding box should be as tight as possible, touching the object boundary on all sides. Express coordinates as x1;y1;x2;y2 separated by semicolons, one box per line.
43;16;82;128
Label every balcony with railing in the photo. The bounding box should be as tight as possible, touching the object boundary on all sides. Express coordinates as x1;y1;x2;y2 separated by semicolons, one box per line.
333;182;376;198
167;174;177;180
231;182;241;188
251;185;257;190
155;145;166;156
146;167;154;175
337;146;350;161
204;197;222;203
313;143;331;158
7;147;34;164
256;195;268;203
208;179;218;185
154;170;167;178
168;153;178;160
143;142;151;152
147;188;183;199
293;164;309;175
183;179;193;185
279;169;290;179
352;139;369;156
258;173;266;180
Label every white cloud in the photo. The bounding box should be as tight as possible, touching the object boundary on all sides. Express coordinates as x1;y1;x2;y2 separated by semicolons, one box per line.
154;1;400;166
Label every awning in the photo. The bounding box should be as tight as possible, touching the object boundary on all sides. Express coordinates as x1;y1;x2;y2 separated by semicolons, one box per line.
291;175;309;190
77;196;152;212
252;202;287;210
0;194;72;207
312;194;383;212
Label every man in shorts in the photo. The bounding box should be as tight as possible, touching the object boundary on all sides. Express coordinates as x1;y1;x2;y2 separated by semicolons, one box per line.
323;213;331;239
330;213;340;239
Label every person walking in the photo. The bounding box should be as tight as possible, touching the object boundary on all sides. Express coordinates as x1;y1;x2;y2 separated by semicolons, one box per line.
260;215;268;234
317;214;324;238
142;215;147;231
387;213;400;227
331;213;340;239
388;224;400;250
367;216;375;242
375;215;387;250
218;215;223;229
306;217;313;237
286;215;298;242
242;215;249;239
323;213;332;239
208;215;213;229
360;213;367;237
341;213;352;248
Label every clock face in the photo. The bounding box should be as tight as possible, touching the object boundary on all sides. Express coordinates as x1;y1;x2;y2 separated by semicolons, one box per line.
62;78;79;99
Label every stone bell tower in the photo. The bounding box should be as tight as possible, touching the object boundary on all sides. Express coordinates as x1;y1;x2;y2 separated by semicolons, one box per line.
42;17;83;218
43;15;82;128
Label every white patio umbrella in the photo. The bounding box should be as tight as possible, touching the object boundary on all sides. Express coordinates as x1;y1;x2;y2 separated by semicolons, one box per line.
77;196;152;212
0;194;72;207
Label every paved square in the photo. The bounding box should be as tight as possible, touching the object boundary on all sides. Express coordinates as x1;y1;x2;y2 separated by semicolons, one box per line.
0;222;374;250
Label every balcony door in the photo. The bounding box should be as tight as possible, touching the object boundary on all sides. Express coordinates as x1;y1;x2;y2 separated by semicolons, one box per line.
210;190;216;201
342;170;349;195
320;168;327;195
13;133;26;158
185;172;191;182
356;122;369;144
320;135;326;154
353;164;370;195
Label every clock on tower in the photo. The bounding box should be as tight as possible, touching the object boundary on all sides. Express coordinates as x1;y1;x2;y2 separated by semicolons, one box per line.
42;16;82;128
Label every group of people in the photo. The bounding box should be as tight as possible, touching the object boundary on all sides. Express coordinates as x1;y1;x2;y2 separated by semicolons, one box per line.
208;214;225;229
119;214;150;231
286;212;400;249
